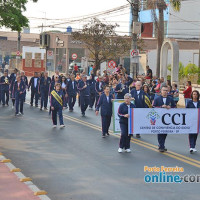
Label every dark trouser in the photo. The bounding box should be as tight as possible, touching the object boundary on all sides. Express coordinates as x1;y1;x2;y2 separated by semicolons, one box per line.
68;95;76;110
189;134;198;148
41;90;48;108
119;123;131;149
1;89;9;105
0;90;1;104
101;115;112;135
95;94;100;108
80;95;89;114
31;88;39;106
157;134;167;149
15;93;24;114
89;93;95;108
12;99;15;106
52;107;64;125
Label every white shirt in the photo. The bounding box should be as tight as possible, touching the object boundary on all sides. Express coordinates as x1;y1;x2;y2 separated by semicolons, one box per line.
62;82;66;89
99;82;102;90
72;81;74;89
137;90;140;95
34;78;37;88
193;102;198;108
106;96;109;103
163;97;167;105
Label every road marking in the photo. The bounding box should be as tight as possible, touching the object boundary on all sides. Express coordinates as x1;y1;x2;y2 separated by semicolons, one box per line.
24;102;200;168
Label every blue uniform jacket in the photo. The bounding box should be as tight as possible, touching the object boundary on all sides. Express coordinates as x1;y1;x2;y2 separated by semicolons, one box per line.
28;77;40;91
153;95;176;108
0;76;10;91
13;81;26;98
89;78;96;94
50;90;64;109
126;76;133;87
115;83;129;99
95;81;105;94
67;80;78;96
118;102;136;124
186;100;200;108
40;77;51;92
96;93;113;116
131;89;147;108
21;76;28;87
78;80;90;96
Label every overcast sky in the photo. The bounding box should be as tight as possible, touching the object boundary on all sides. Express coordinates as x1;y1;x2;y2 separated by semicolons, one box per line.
22;0;131;34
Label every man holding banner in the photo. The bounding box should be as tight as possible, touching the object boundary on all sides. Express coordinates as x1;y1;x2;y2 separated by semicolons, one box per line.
153;86;176;152
118;93;136;153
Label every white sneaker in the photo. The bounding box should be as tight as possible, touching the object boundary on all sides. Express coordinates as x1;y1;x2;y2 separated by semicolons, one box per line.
60;125;65;128
118;148;123;153
12;106;14;109
52;125;57;128
125;149;131;153
19;112;22;115
193;148;197;152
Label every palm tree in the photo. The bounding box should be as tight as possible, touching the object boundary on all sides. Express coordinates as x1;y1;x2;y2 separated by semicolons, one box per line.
148;0;181;77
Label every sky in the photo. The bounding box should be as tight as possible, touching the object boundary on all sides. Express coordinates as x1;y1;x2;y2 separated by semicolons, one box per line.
21;0;131;34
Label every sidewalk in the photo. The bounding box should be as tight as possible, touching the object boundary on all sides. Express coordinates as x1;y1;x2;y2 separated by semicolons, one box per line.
0;155;50;200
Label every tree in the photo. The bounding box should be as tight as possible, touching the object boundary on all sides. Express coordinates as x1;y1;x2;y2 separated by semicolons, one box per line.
72;18;133;73
148;0;181;77
0;0;38;31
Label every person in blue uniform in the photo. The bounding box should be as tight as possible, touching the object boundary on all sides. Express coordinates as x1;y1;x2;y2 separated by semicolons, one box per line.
96;86;113;138
52;70;62;82
95;76;105;108
0;71;10;106
186;90;200;153
39;71;51;110
130;81;147;138
28;72;40;107
153;86;176;152
78;75;90;117
13;76;26;116
115;78;129;99
67;74;78;112
21;71;28;103
89;73;96;109
61;76;67;108
50;83;65;128
118;93;136;153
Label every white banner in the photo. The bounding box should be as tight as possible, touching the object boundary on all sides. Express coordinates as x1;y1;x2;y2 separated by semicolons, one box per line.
129;108;200;134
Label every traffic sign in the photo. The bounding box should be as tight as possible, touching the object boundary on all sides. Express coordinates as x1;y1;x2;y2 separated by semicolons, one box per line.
130;49;139;57
72;53;78;60
108;60;117;69
16;51;21;56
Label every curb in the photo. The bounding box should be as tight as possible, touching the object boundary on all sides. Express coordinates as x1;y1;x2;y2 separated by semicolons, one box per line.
0;154;51;200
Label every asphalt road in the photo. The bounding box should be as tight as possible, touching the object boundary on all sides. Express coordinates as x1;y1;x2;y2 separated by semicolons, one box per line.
0;96;200;200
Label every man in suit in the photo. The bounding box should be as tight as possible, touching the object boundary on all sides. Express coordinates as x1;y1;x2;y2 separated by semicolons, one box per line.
130;81;146;138
95;76;105;108
0;71;10;106
96;86;113;138
153;86;176;152
28;72;40;107
40;71;51;110
89;73;96;109
67;74;78;112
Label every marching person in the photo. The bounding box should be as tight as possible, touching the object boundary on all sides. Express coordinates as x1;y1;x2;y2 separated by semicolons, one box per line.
115;78;129;99
118;93;136;153
89;73;96;109
153;86;176;153
61;76;67;109
39;71;51;110
52;70;62;82
186;90;200;153
13;76;26;116
21;71;28;102
96;86;113;138
67;74;78;112
0;71;10;106
78;75;90;117
50;83;65;128
28;72;40;107
95;76;105;108
130;81;147;138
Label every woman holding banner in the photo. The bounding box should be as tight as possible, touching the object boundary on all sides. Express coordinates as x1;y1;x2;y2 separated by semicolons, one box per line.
117;93;136;153
186;90;200;153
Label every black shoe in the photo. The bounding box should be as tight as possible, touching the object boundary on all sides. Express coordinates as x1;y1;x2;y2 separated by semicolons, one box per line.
106;133;110;136
40;108;42;111
2;104;5;106
82;113;85;117
30;104;33;106
102;134;106;138
136;134;141;138
159;149;165;153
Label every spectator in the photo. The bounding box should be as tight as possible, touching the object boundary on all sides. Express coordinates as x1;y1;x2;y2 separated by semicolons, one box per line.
183;81;192;107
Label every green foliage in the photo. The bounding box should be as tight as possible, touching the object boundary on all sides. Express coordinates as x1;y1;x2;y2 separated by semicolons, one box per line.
184;63;199;76
72;18;134;71
170;0;181;12
0;0;38;31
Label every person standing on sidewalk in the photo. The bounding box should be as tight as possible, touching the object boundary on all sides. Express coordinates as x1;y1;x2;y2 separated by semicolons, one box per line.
0;71;10;106
96;86;113;138
50;83;65;128
118;93;136;153
183;81;192;107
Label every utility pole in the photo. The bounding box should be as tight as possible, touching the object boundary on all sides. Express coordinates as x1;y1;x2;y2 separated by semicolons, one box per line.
129;0;139;78
16;31;21;70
